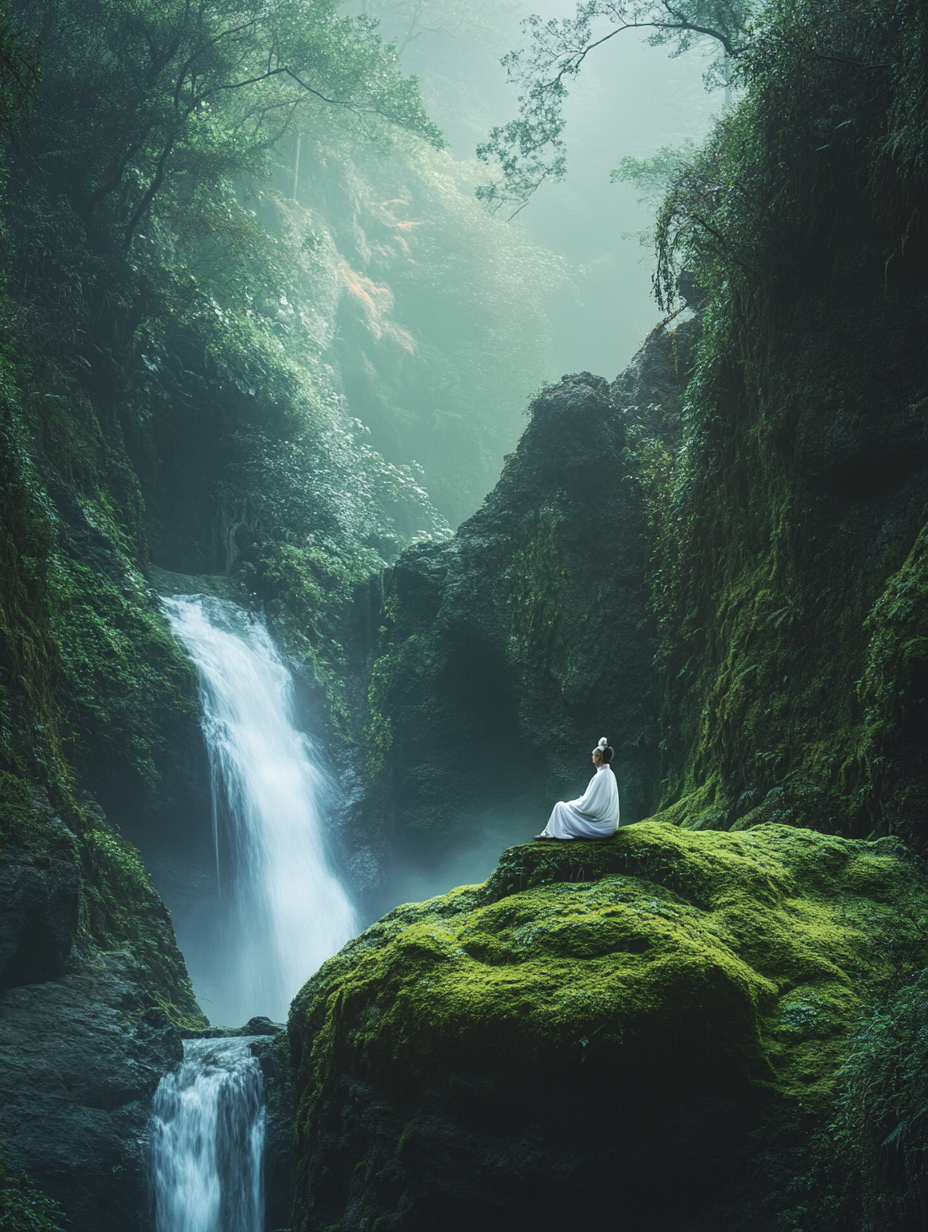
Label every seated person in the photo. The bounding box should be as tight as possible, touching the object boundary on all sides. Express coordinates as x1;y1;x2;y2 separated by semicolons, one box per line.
535;738;620;840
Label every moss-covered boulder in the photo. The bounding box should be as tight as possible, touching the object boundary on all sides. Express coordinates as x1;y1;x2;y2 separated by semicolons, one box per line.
289;822;928;1232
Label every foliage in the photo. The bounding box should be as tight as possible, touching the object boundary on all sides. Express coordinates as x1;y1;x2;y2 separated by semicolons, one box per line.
1;0;467;772
13;0;443;251
292;132;564;523
627;0;928;848
0;377;62;789
49;558;199;793
80;821;205;1027
776;964;928;1231
0;0;565;891
0;5;39;144
3;325;201;801
610;138;697;204
856;522;928;851
0;1149;66;1232
825;967;928;1230
652;0;928;310
476;0;755;215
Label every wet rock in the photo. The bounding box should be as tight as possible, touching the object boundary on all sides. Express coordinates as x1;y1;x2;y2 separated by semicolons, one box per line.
249;1031;297;1232
180;1014;284;1039
0;954;183;1232
0;834;81;991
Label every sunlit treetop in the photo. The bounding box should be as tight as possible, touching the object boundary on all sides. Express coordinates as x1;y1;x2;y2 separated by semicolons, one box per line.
14;0;446;249
475;0;756;217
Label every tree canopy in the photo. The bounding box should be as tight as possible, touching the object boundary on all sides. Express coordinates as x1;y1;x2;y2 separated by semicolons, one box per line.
476;0;755;216
0;7;38;141
13;0;443;250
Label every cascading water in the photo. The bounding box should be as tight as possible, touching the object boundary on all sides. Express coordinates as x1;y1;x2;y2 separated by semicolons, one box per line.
151;1038;265;1232
162;594;358;1026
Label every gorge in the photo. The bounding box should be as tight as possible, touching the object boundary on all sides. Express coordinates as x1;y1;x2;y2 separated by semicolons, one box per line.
2;1;928;1231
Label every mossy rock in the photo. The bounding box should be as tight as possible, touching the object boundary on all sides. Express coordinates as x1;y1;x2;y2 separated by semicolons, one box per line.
289;822;928;1232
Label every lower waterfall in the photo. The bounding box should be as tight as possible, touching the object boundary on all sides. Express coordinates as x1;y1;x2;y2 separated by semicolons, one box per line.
151;1038;265;1232
162;593;358;1025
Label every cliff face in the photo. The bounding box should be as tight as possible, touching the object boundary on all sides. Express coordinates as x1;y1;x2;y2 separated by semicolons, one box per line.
0;794;203;1229
650;260;928;847
352;0;928;865
359;324;697;881
641;0;928;848
0;266;208;1228
1;962;184;1232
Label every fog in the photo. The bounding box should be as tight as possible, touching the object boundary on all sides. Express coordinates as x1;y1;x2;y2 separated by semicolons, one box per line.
4;0;732;1020
375;810;540;917
367;0;720;378
335;2;722;914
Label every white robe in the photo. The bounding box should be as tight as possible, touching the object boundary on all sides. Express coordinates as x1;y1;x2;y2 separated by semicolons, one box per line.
540;764;620;839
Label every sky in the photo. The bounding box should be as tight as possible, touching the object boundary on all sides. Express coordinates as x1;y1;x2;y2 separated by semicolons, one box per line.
379;0;722;380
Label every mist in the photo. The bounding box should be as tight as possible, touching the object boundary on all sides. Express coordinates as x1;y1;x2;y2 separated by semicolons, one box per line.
6;3;925;1227
362;0;720;378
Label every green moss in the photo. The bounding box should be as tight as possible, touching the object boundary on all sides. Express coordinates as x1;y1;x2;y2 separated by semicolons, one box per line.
363;647;398;784
80;822;206;1029
857;521;928;843
291;823;927;1156
0;386;64;789
1;363;204;1030
640;0;928;848
0;772;54;849
250;540;386;746
49;556;198;791
823;967;928;1230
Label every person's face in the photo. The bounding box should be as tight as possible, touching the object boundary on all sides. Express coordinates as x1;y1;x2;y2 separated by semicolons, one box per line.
592;750;603;767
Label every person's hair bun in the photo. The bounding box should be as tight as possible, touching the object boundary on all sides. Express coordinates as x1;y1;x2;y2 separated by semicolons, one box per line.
593;736;614;764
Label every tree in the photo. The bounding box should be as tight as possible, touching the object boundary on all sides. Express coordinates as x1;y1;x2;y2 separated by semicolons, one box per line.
475;0;755;216
13;0;443;250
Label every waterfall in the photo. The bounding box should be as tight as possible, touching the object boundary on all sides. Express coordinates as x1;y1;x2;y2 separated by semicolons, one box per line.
151;1038;265;1232
162;595;358;1026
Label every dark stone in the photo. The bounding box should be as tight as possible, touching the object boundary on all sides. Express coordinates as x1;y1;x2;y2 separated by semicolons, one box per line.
361;323;696;910
249;1031;297;1232
243;1014;280;1036
296;1070;746;1232
0;832;81;991
0;953;183;1232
